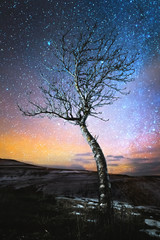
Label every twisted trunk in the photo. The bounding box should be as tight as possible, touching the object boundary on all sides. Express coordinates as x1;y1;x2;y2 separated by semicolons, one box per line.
80;123;113;217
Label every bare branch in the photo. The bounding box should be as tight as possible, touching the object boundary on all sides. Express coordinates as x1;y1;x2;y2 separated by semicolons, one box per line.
19;21;138;126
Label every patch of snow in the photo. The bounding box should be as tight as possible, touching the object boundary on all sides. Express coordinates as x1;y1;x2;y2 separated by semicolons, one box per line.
113;201;121;210
140;229;160;238
136;206;149;210
80;198;98;203
87;219;97;223
145;219;160;229
113;201;133;210
75;204;84;209
72;197;84;201
87;201;98;206
123;203;134;209
72;211;81;216
114;206;121;211
131;212;141;216
88;205;96;209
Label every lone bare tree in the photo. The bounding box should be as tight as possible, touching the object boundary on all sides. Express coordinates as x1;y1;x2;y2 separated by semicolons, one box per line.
18;22;137;220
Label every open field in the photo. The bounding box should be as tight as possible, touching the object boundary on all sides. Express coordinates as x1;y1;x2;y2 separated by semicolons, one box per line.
0;158;160;239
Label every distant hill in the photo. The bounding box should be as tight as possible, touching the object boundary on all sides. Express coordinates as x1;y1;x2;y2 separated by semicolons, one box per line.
0;158;160;207
0;158;34;166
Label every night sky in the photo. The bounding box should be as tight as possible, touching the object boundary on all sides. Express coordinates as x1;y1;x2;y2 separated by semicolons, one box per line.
0;0;160;176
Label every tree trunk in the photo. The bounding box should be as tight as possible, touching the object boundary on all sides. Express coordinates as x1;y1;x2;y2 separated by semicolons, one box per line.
80;123;113;219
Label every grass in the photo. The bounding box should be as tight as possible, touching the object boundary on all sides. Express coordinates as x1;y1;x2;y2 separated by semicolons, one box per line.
0;186;154;240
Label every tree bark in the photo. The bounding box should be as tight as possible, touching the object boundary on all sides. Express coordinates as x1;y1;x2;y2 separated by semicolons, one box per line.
80;123;113;218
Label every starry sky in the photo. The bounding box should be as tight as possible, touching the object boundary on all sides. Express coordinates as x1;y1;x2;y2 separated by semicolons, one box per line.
0;0;160;176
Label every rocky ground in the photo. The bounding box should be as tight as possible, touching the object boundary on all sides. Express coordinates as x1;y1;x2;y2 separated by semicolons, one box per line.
0;158;160;239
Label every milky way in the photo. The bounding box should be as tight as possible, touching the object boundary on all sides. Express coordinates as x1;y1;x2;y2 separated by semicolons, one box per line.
0;0;160;175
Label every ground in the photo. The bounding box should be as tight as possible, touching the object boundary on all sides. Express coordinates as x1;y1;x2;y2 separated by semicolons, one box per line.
0;158;160;239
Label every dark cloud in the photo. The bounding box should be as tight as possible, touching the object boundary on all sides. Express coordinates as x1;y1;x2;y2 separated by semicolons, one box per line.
73;158;91;164
124;158;160;176
108;159;122;162
75;153;93;157
108;163;119;167
107;155;160;176
127;157;149;162
72;153;94;165
107;155;124;159
127;157;160;163
107;155;124;161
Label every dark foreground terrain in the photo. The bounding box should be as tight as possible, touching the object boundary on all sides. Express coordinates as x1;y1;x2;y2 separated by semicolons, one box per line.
0;158;160;239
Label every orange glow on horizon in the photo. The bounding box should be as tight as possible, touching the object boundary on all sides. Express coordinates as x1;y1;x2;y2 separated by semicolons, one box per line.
0;129;89;167
0;114;159;175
